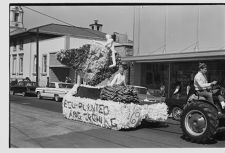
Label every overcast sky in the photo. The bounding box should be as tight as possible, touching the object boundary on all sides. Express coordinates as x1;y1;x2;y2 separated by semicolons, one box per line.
22;6;134;40
19;5;225;54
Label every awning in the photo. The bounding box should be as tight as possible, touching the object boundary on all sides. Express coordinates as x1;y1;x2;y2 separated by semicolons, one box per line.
49;65;70;68
122;50;225;63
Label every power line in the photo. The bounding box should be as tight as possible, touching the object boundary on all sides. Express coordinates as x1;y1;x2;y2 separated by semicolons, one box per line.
22;6;105;39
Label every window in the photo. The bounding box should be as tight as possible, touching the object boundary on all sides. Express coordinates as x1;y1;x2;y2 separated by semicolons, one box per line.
42;55;47;74
134;87;147;94
33;55;36;75
58;83;73;89
18;81;24;86
14;12;19;22
49;83;56;88
12;55;17;75
13;41;16;51
19;54;24;74
19;40;23;50
146;72;153;84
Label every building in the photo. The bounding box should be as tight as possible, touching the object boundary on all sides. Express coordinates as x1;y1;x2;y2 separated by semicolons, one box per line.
89;19;103;31
10;6;26;33
122;5;225;97
113;32;133;57
10;23;109;86
9;6;131;86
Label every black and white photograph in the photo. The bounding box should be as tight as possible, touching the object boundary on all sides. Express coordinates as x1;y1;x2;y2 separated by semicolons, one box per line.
7;0;225;150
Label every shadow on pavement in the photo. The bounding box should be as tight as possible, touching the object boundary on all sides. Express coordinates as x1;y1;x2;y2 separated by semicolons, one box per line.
180;128;225;145
215;129;225;141
121;120;169;132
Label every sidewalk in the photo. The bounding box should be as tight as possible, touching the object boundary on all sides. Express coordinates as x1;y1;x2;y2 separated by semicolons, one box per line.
10;103;102;148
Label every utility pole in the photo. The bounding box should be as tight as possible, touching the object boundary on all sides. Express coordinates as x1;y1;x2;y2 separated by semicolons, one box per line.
36;28;39;86
163;6;168;54
194;6;200;52
167;63;171;98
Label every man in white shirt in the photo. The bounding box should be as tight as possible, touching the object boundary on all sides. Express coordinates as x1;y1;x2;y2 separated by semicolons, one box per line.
110;65;126;86
194;63;225;109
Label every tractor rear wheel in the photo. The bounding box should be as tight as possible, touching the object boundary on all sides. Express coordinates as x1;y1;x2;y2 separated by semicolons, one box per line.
181;101;219;143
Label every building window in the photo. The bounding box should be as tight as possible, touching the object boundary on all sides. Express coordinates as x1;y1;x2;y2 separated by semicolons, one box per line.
42;55;47;74
19;54;24;75
146;72;153;84
33;55;37;75
19;40;23;50
13;41;16;51
14;12;19;22
12;55;17;75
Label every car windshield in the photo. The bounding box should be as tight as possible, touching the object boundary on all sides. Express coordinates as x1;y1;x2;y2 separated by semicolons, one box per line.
134;87;147;94
58;83;73;89
26;82;36;86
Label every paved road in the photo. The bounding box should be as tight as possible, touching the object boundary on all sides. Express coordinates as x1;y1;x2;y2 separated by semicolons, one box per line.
9;94;225;148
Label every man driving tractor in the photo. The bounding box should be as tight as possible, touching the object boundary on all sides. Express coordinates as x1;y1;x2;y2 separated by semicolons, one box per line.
194;62;225;110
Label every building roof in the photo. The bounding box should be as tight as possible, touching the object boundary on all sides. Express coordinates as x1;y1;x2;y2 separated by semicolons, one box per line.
10;28;26;35
122;50;225;63
10;23;107;40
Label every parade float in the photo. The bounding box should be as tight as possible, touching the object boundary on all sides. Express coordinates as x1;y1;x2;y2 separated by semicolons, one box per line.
57;42;168;130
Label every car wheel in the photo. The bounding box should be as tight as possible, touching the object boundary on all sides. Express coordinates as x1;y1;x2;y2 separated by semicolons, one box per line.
54;94;60;102
37;92;42;99
172;106;183;121
22;92;26;97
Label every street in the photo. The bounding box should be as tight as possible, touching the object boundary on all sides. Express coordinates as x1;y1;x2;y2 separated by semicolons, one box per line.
10;94;225;148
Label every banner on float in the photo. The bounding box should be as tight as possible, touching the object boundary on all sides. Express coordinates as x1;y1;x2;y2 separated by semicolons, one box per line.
62;95;168;130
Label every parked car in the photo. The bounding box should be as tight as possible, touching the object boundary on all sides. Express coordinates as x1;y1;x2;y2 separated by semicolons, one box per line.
130;85;165;103
165;96;187;120
165;85;188;120
10;81;37;96
35;82;74;102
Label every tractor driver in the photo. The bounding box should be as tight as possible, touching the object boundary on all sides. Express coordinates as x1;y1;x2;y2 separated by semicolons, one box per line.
194;62;225;109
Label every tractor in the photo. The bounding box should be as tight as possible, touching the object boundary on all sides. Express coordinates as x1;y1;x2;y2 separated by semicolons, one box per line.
180;82;225;143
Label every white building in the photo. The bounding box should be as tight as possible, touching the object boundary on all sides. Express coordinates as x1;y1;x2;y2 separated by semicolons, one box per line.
9;6;132;86
10;23;109;86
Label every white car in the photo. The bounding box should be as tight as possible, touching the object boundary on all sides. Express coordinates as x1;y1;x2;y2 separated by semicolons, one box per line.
35;82;74;102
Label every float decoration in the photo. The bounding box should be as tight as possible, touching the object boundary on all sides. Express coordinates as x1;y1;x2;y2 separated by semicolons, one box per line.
63;85;168;130
58;42;168;130
100;85;140;104
56;44;90;69
56;43;121;86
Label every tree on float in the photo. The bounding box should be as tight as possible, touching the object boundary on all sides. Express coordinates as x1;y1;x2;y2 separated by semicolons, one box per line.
56;43;122;86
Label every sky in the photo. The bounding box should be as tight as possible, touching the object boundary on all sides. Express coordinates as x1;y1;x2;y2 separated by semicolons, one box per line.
22;6;134;40
20;5;225;55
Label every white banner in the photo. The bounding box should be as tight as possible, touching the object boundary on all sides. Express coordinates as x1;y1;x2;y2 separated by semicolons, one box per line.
63;94;168;130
